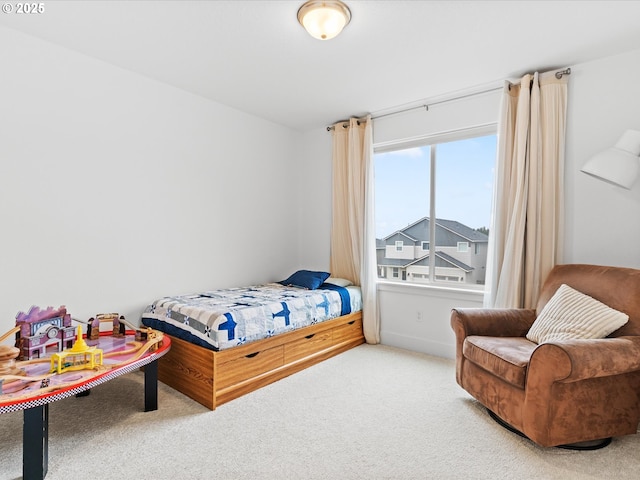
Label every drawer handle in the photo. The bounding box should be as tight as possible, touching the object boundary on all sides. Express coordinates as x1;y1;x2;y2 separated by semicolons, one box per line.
245;352;260;358
305;333;316;339
348;321;355;325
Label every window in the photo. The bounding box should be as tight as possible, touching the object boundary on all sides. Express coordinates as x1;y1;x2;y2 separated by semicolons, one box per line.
395;241;403;252
374;128;496;289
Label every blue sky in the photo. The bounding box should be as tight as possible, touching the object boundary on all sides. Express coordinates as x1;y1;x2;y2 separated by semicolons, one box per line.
374;135;496;238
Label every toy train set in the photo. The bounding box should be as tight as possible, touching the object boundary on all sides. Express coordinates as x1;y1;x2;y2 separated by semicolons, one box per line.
0;305;163;397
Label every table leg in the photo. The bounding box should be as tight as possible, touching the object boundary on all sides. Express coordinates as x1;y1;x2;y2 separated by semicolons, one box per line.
144;359;158;412
23;403;48;480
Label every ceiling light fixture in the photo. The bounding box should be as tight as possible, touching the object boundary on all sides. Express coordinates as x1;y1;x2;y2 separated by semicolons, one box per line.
581;130;640;189
297;0;351;41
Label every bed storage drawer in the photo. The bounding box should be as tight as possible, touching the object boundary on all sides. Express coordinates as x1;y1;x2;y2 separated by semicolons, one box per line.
333;317;363;345
284;330;333;363
216;345;284;390
158;312;363;410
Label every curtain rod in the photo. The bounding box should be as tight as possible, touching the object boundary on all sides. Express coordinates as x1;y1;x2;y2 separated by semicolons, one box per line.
326;85;500;131
326;68;571;131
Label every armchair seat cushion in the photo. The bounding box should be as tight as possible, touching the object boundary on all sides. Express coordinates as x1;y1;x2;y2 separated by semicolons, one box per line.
463;336;538;388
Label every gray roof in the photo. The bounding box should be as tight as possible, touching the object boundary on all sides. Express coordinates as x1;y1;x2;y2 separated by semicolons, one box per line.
383;217;488;244
380;251;473;272
432;251;474;271
377;258;416;268
435;218;488;243
384;231;418;244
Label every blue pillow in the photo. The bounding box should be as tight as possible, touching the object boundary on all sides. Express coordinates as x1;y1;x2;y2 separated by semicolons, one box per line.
279;270;331;290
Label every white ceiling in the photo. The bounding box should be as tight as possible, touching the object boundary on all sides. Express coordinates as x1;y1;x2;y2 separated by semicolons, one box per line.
3;0;640;131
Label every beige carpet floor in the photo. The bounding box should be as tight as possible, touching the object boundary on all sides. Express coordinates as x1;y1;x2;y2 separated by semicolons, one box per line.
1;344;639;479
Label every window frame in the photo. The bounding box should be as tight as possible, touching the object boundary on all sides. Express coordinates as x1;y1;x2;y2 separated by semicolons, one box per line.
457;242;469;253
373;123;497;291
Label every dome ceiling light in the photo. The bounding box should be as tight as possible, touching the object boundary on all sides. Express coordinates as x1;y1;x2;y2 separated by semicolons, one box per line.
297;0;352;40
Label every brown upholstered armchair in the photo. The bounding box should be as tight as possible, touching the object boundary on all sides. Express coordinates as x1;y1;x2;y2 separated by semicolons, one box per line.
451;264;640;447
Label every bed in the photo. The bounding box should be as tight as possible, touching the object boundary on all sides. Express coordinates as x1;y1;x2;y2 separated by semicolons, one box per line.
141;271;364;410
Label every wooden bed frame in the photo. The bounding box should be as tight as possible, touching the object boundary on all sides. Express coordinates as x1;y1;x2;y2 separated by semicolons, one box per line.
156;311;364;410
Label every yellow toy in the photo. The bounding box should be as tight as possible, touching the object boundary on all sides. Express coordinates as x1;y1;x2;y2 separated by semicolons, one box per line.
50;325;103;374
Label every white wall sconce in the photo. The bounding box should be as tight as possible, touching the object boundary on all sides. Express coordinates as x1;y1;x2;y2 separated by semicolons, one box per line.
581;129;640;189
297;0;351;40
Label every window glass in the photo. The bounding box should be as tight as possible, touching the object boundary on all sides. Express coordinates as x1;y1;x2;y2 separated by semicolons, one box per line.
374;146;430;238
375;133;496;289
457;242;469;252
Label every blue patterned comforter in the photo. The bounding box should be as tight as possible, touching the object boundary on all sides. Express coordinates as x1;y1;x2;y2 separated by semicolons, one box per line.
141;283;361;351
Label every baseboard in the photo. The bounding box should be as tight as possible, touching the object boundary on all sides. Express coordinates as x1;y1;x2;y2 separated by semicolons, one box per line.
380;331;455;359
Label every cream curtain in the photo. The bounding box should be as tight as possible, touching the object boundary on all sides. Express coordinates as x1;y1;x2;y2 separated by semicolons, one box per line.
330;115;380;344
485;70;568;309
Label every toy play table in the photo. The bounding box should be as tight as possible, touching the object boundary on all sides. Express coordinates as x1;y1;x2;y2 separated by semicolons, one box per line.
0;331;171;480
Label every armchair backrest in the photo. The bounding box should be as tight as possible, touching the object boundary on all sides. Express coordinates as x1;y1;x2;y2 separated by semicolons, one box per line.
537;264;640;337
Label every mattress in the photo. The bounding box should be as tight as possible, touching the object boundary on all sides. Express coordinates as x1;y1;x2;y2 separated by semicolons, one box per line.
141;283;362;351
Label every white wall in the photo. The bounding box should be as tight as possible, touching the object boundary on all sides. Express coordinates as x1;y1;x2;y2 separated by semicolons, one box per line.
295;128;332;269
379;283;483;358
373;88;502;147
0;27;301;332
564;48;640;268
296;48;640;360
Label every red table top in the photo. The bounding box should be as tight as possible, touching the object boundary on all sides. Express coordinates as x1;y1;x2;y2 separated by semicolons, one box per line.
0;331;171;413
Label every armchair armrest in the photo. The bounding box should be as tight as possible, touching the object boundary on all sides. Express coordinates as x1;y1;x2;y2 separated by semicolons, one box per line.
529;336;640;383
450;307;537;339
